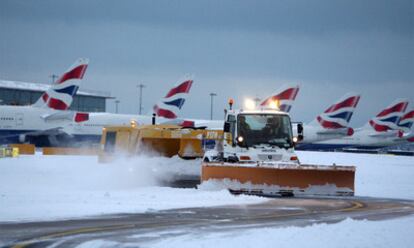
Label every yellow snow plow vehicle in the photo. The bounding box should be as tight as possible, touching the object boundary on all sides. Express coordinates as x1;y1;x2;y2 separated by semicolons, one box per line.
99;123;224;163
201;100;356;197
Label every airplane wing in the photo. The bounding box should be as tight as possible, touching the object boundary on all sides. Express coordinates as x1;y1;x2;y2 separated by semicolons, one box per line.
22;127;66;136
41;111;76;122
315;128;349;135
368;130;401;138
159;118;197;128
41;111;89;122
316;128;354;136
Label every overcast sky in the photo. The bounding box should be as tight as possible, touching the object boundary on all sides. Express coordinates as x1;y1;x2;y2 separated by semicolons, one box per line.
0;0;413;126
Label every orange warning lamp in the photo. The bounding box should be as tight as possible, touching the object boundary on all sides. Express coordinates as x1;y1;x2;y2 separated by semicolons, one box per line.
228;98;234;110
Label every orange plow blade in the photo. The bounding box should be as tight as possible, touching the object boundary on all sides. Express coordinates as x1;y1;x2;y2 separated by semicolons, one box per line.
201;163;355;196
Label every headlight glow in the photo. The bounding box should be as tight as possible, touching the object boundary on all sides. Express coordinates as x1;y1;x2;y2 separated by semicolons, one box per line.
244;98;256;110
268;100;279;109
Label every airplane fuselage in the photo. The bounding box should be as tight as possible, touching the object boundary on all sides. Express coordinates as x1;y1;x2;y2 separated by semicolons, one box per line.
299;124;350;144
0;105;157;145
296;128;406;150
0;105;69;144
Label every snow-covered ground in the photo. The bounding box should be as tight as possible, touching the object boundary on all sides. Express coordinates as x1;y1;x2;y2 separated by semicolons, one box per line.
0;155;264;222
1;152;413;222
139;216;414;248
297;151;414;199
1;151;414;247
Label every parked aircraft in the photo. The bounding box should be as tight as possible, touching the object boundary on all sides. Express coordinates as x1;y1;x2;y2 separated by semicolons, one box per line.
0;58;89;145
297;99;410;150
297;93;361;144
59;79;194;144
0;59;193;146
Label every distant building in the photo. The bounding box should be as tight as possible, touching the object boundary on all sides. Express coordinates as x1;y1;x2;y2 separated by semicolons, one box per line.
0;80;113;112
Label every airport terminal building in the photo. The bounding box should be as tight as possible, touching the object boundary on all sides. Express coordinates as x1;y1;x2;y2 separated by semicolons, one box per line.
0;80;112;112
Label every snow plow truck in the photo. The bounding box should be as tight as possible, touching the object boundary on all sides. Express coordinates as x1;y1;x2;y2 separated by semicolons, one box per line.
201;99;356;196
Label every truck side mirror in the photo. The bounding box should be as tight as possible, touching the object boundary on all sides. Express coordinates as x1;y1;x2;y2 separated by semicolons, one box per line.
297;123;304;141
224;122;231;132
297;123;303;134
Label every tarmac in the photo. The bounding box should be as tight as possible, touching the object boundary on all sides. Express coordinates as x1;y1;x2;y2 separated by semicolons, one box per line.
1;196;413;248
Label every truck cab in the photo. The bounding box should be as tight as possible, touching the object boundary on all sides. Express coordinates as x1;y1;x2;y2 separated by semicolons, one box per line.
204;108;300;164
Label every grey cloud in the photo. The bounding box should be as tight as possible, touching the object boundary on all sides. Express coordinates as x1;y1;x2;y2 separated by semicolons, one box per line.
1;0;413;35
0;0;412;126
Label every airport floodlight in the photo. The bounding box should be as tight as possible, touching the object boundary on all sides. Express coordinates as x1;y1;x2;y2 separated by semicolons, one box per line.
137;84;146;115
115;99;120;113
210;93;217;120
49;74;59;84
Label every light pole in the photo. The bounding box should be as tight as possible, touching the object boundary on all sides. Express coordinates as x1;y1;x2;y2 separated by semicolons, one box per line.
115;100;120;113
209;93;217;120
254;96;261;107
137;84;146;115
49;74;59;84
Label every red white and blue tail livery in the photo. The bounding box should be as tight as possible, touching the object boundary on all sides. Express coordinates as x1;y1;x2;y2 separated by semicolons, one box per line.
33;58;89;110
316;93;361;131
368;99;408;132
260;84;299;113
298;93;361;144
397;109;414;133
398;110;414;142
153;79;193;119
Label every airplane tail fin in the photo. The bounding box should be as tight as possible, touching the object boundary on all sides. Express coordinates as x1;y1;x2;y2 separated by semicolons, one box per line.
398;110;414;133
399;110;414;142
153;78;193;119
260;84;299;112
367;99;409;132
33;58;89;110
310;93;360;135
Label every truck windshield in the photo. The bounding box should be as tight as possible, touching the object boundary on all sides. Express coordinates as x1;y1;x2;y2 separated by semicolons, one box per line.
237;114;293;148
